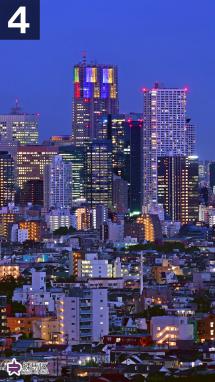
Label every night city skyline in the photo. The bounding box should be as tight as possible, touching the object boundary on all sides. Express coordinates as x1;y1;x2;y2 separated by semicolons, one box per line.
0;0;215;158
1;2;215;380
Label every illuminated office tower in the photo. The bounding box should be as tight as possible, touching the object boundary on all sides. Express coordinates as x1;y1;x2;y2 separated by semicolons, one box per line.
157;156;199;224
58;145;85;201
100;113;143;213
17;145;58;189
0;151;15;207
85;140;112;207
0;102;39;145
124;114;143;213
143;84;188;209
72;55;119;145
44;156;72;210
100;114;125;176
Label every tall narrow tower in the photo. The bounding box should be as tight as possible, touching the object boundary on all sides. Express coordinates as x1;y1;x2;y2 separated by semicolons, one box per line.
72;56;119;145
44;156;72;210
143;84;189;209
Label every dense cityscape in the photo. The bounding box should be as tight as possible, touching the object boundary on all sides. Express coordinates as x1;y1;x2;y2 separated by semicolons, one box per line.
0;54;215;381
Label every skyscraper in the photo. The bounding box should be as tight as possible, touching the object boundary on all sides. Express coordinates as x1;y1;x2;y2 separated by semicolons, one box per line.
124;114;143;213
72;55;119;145
44;156;72;210
209;162;215;193
143;83;190;208
0;102;39;145
157;156;199;224
0;151;15;207
17;145;58;189
58;145;85;202
100;113;143;213
85;139;112;207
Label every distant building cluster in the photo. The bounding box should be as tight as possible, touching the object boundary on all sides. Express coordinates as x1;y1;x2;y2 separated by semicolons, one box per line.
0;55;215;381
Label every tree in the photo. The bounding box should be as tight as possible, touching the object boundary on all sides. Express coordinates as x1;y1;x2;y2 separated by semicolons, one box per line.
0;275;24;301
53;226;69;236
135;305;166;319
12;301;26;313
194;292;211;313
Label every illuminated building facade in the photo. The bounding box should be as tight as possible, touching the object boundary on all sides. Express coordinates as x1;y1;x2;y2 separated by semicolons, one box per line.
0;296;8;337
157;156;199;224
0;213;16;238
46;208;72;232
150;316;194;346
72;57;119;145
0;151;15;207
0;265;20;279
143;84;189;208
17;145;58;189
100;114;125;176
101;113;143;213
7;316;38;336
44;156;72;210
59;145;85;201
75;207;92;231
85;140;112;207
198;314;215;342
18;221;41;242
136;214;162;242
0;103;39;145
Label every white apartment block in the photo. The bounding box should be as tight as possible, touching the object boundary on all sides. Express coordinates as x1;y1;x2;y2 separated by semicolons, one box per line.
77;253;122;279
57;288;109;345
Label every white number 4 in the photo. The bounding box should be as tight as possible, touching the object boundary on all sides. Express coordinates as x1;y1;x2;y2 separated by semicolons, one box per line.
8;6;30;34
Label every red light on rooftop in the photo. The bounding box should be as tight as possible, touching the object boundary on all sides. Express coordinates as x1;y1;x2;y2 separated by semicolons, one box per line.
142;87;148;93
184;86;189;92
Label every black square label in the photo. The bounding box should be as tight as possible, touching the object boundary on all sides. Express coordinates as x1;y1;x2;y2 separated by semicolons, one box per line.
0;0;40;40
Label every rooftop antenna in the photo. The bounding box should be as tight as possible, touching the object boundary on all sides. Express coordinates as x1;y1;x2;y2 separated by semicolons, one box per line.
11;98;22;115
82;50;87;65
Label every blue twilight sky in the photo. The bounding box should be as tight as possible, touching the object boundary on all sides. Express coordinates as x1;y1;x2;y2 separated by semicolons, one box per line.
0;0;214;159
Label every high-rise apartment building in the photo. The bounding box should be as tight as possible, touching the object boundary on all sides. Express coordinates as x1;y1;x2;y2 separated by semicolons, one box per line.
0;102;39;145
17;145;58;189
44;156;72;210
157;156;199;224
72;55;119;145
0;151;15;207
143;84;192;208
85;140;112;207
